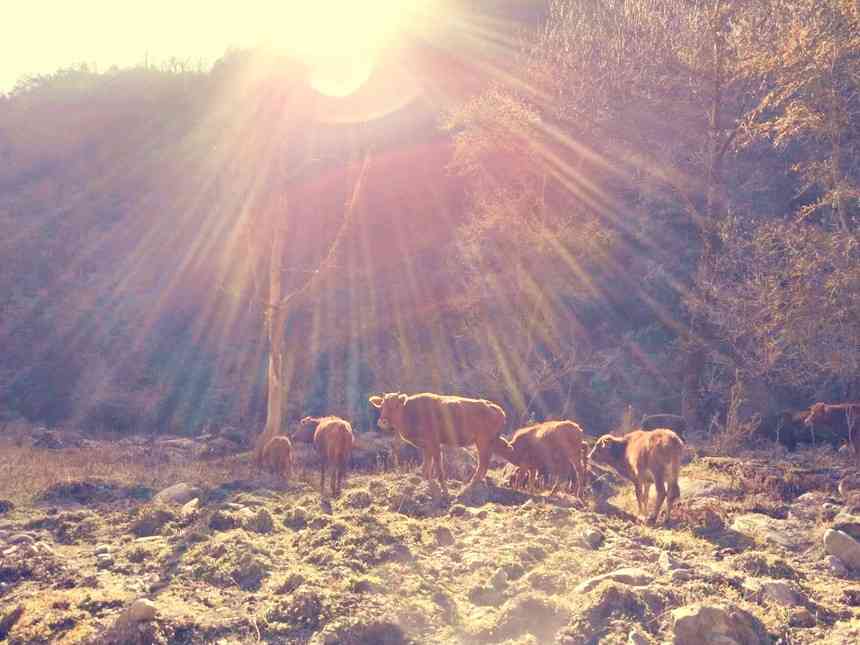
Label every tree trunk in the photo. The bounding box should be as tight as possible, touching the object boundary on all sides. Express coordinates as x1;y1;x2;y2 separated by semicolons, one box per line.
254;224;288;461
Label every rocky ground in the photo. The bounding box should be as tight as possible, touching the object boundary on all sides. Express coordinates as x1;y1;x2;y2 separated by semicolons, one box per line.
1;430;860;644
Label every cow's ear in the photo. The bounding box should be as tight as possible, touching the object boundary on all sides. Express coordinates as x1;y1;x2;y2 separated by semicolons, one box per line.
397;393;408;405
369;395;384;409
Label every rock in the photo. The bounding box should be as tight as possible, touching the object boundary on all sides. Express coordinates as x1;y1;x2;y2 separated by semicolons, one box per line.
789;491;833;521
283;507;310;530
743;578;802;606
449;504;468;517
94;544;111;556
96;554;115;569
575;567;654;594
789;607;816;628
672;603;769;645
209;510;239;532
832;512;860;541
730;513;809;549
456;481;491;507
825;555;849;576
181;498;200;518
680;478;732;499
0;605;24;640
342;489;373;509
670;569;694;583
580;528;604;550
659;551;688;572
839;475;860;498
244;508;275;534
0;500;14;515
434;526;455;546
124;598;157;623
491;568;508;591
130;506;177;537
628;629;653;645
8;533;35;545
824;529;860;571
152;482;201;505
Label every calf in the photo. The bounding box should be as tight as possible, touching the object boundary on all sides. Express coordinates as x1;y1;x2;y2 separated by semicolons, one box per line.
297;416;354;496
804;403;860;456
495;420;588;499
260;436;293;482
369;392;506;495
641;414;687;440
589;429;683;525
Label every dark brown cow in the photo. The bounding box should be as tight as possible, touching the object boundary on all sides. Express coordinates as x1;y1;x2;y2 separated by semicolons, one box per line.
641;414;687;440
260;436;293;482
495;420;588;499
297;416;354;496
805;403;860;456
368;392;506;495
589;429;683;525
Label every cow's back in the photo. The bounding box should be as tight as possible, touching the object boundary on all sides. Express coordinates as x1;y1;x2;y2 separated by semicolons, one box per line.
627;429;682;479
403;393;505;447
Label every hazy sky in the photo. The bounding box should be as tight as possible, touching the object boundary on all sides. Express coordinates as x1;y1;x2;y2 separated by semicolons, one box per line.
2;1;421;93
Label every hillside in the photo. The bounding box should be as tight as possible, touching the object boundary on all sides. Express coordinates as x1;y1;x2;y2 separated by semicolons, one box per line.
1;432;860;644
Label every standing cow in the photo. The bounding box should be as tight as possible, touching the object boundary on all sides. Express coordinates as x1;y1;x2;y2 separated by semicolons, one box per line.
805;403;860;457
368;392;506;495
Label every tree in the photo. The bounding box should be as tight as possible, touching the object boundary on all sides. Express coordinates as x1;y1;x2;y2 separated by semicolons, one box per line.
250;150;372;460
744;0;860;232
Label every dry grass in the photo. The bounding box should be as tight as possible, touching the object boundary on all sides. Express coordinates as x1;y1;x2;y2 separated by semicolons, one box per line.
0;438;259;506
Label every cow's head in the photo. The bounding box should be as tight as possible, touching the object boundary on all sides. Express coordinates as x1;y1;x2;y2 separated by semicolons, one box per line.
369;393;407;432
588;434;626;468
804;403;827;427
299;416;318;428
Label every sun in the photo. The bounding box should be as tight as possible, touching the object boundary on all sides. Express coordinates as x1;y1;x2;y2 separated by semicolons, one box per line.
267;1;427;97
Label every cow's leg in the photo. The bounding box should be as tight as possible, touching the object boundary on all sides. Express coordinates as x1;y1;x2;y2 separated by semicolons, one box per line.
649;476;666;525
469;438;492;487
320;463;326;496
665;478;680;525
549;473;562;496
421;446;434;480
633;481;644;517
428;444;448;494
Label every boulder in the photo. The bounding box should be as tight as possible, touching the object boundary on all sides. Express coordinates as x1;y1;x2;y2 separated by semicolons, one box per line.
730;513;809;550
152;483;201;506
823;529;860;571
575;567;654;594
832;512;860;541
743;578;803;606
671;603;769;645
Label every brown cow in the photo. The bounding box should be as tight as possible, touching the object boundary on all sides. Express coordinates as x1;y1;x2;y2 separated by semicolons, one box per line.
589;429;683;525
641;414;687;440
297;416;354;496
804;403;860;456
260;436;293;482
495;420;588;499
368;392;506;495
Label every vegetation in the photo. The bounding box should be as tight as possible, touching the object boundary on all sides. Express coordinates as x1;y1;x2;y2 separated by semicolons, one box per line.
0;0;858;441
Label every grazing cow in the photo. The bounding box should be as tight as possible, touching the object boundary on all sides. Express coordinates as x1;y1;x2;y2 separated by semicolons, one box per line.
368;392;506;495
641;414;687;440
805;403;860;456
589;429;683;525
260;436;293;482
755;410;810;451
296;416;354;496
495;420;588;499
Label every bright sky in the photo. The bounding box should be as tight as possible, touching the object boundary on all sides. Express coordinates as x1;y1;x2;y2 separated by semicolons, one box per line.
2;1;432;94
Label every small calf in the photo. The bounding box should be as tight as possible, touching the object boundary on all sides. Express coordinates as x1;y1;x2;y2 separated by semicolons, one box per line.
495;420;588;499
641;414;687;440
298;416;354;497
589;429;683;525
260;436;293;482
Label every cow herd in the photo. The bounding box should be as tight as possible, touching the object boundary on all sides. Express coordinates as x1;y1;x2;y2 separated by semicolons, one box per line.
258;392;860;526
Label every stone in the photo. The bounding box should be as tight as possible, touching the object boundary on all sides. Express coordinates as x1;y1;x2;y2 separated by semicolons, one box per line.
94;544;111;555
825;555;849;577
832;512;860;541
181;498;200;518
124;598;157;623
789;491;832;521
575;567;654;594
789;607;815;628
8;533;35;545
580;528;604;550
730;513;809;550
838;474;860;498
243;508;275;534
628;629;653;645
342;490;373;509
152;482;201;506
490;568;508;591
823;529;860;571
743;578;802;606
659;551;688;572
671;603;769;645
434;526;455;546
